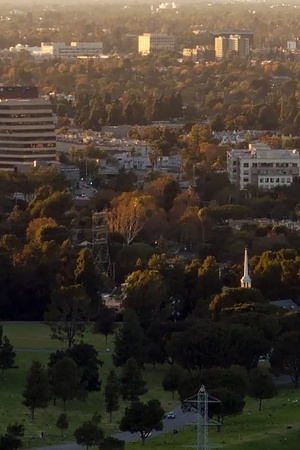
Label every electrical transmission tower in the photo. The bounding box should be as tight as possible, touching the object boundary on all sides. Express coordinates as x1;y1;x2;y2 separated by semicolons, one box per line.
92;210;112;275
184;385;221;450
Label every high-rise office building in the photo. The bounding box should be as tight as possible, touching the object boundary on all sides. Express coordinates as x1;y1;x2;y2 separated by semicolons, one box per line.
213;29;253;59
214;36;229;59
0;86;56;171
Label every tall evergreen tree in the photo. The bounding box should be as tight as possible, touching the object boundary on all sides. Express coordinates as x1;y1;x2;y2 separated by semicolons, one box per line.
120;358;147;401
68;342;103;392
75;248;101;313
0;325;16;378
104;370;120;422
162;364;185;399
56;413;69;438
52;357;86;410
113;309;144;367
22;361;51;420
94;306;115;344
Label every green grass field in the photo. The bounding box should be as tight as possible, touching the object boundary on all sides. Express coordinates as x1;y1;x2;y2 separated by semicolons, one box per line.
2;322;114;351
0;323;300;450
0;323;177;448
126;390;300;450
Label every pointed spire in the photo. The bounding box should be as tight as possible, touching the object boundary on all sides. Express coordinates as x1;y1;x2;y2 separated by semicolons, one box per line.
240;247;251;288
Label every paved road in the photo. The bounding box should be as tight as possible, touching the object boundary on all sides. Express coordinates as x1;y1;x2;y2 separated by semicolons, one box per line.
32;406;197;450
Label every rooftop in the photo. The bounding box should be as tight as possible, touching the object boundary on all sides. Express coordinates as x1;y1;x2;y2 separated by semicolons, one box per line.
270;299;300;312
211;29;254;36
0;86;38;100
228;146;300;159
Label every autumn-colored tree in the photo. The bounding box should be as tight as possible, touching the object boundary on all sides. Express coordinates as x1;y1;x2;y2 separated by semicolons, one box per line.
26;217;58;241
106;191;158;245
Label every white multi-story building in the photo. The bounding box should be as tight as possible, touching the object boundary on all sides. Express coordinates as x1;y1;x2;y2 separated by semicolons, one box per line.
40;42;103;58
0;86;56;171
9;42;103;58
215;37;228;59
158;2;177;9
138;33;174;55
227;143;300;190
116;152;181;171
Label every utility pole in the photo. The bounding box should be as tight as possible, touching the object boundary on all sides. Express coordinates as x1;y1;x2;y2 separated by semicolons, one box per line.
85;158;88;184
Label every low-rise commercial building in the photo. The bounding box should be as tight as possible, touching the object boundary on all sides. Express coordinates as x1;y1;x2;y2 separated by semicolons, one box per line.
9;42;103;58
40;42;103;58
138;33;174;55
227;142;300;190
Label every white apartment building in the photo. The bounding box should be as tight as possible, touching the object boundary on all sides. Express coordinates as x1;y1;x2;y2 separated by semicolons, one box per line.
227;143;300;190
138;33;175;55
0;86;56;171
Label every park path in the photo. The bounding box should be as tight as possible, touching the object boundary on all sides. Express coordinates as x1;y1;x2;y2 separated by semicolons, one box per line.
16;348;113;354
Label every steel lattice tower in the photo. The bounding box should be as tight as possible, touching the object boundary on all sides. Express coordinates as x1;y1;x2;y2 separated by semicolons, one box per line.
184;385;221;450
92;210;112;275
197;386;208;450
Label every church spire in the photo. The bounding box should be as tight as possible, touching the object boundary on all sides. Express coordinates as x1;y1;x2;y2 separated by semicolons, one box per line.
240;247;251;288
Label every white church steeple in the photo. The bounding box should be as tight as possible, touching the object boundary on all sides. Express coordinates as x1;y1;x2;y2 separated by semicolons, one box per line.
240;247;251;288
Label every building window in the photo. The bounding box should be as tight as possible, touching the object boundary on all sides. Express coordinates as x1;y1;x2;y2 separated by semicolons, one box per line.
270;178;274;183
243;163;249;167
276;178;280;183
252;163;257;167
259;178;264;183
243;177;249;183
265;178;269;183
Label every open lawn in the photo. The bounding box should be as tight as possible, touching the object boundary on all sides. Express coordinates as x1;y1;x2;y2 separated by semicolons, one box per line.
0;323;178;448
1;323;300;450
2;322;114;352
126;389;300;450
